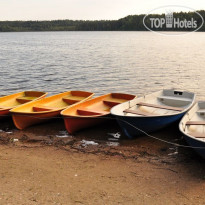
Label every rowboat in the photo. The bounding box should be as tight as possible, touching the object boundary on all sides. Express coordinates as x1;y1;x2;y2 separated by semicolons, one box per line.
0;91;47;119
179;101;205;159
111;89;195;138
61;93;136;134
10;91;94;129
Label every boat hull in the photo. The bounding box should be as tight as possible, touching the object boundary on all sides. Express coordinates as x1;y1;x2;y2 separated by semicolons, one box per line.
63;115;110;134
115;113;184;139
12;110;61;130
183;134;205;159
0;109;11;119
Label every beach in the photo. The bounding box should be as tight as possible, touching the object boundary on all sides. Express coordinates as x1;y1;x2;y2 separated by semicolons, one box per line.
0;118;205;204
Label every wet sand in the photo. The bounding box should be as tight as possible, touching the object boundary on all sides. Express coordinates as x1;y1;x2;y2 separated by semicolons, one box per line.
0;118;205;204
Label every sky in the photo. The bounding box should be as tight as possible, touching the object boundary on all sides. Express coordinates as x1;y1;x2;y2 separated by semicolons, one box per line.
0;0;204;21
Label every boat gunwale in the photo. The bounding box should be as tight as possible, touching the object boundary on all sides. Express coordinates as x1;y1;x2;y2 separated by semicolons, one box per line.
61;93;136;118
10;91;94;115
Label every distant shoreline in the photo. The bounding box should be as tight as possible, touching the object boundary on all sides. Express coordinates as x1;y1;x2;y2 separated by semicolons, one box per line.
0;10;204;32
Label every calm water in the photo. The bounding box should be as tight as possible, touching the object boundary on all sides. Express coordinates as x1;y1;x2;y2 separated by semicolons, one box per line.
0;31;205;98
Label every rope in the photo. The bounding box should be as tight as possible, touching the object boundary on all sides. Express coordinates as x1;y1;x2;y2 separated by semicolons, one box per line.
119;119;205;149
2;113;205;149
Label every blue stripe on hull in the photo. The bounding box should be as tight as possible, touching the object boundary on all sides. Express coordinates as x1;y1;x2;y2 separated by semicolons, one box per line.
184;135;205;159
116;113;185;139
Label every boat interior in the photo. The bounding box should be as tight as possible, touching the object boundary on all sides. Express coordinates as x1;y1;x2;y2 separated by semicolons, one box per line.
10;91;94;113
112;90;195;117
62;93;136;117
0;91;46;110
32;91;94;112
181;102;205;140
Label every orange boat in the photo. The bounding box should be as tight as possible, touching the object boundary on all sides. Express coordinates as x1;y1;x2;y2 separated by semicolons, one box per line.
0;91;47;119
61;93;136;134
10;91;94;129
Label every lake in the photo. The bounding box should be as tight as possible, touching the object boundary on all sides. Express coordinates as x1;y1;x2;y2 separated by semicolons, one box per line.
0;31;204;98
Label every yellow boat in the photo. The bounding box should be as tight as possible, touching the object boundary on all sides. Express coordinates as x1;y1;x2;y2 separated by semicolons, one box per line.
61;93;136;134
0;91;47;119
10;91;94;130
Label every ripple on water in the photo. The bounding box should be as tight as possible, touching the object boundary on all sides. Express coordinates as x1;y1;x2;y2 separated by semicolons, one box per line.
0;31;204;98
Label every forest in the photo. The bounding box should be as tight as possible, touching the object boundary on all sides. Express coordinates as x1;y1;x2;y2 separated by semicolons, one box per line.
0;10;204;32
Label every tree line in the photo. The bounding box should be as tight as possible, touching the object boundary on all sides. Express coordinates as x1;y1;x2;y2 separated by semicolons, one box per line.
0;10;204;32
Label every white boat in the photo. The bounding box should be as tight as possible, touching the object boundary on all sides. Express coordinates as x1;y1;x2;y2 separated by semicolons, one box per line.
111;89;196;138
179;101;205;159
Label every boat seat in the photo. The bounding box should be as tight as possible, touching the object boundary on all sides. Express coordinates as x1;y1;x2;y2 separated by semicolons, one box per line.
62;96;85;105
103;100;121;107
158;96;192;103
77;108;109;116
188;132;205;138
197;109;205;114
16;96;37;104
186;121;205;125
123;109;155;116
33;106;58;112
137;102;184;112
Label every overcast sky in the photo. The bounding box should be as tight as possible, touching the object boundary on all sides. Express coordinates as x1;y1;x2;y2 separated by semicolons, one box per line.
0;0;204;21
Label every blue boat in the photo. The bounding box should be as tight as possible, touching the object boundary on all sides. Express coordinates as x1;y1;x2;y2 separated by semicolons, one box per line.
111;89;195;139
179;102;205;159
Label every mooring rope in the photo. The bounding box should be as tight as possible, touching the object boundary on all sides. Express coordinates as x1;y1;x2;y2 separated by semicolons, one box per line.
118;118;205;149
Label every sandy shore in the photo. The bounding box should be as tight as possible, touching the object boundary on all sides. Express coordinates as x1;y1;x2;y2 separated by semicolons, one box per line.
0;118;205;204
